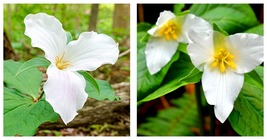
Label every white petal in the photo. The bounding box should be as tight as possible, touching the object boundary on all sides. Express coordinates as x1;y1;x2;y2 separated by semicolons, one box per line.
156;11;176;26
187;29;213;71
202;66;244;123
64;32;119;71
147;27;157;36
145;36;178;75
44;65;88;124
180;14;212;43
148;11;175;37
24;13;67;63
226;33;263;74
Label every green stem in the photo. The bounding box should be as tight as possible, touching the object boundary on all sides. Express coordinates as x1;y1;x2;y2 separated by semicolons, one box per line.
195;82;205;135
209;105;215;135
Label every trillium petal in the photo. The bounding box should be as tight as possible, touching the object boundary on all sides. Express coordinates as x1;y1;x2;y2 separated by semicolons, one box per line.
156;11;176;26
145;36;178;75
148;11;175;36
64;32;119;71
202;65;244;123
227;33;263;74
44;65;88;124
24;13;67;63
180;14;212;43
187;29;213;71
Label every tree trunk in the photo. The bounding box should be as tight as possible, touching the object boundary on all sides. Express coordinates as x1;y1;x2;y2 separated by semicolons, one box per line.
4;30;19;60
89;4;99;32
112;4;130;33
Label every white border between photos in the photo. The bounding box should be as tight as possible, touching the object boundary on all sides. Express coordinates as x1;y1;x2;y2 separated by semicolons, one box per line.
1;0;266;140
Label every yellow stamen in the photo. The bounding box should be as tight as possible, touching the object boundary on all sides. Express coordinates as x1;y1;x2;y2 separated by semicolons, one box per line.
156;19;181;40
212;49;236;72
55;52;71;70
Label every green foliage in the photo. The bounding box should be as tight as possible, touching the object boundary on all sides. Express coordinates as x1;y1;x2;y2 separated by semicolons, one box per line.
213;23;229;36
138;93;199;136
137;22;152;32
138;52;201;103
15;57;50;76
4;60;43;98
137;32;180;102
66;31;73;44
79;71;100;95
190;4;259;34
228;66;263;136
4;60;59;136
173;4;185;14
244;24;263;35
85;79;120;101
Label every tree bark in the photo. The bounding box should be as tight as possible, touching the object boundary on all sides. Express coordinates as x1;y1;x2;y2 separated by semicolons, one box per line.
112;4;130;31
4;30;19;60
89;4;99;32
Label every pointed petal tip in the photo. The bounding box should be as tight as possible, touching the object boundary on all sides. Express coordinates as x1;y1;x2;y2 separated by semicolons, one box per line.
44;66;88;125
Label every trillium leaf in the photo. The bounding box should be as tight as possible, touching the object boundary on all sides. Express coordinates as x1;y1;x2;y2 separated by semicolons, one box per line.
4;88;58;136
79;71;100;95
138;52;201;103
137;22;152;32
4;60;43;98
4;60;59;136
213;23;229;36
85;79;120;101
15;57;50;77
66;31;73;44
190;4;259;34
173;4;185;15
138;93;199;136
137;32;180;102
244;24;263;36
228;66;263;136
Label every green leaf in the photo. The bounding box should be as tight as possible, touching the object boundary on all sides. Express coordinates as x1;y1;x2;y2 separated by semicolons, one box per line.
4;60;59;136
138;52;201;103
228;66;263;136
140;33;150;43
137;32;180;101
85;79;119;101
4;60;43;98
173;4;185;15
138;93;199;136
15;57;50;77
137;22;152;32
190;4;259;34
79;71;100;95
66;31;73;44
244;24;263;36
4;88;58;136
177;43;188;54
213;23;229;36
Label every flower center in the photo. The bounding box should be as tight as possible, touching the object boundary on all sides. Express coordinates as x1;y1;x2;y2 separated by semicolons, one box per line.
55;52;71;70
157;19;180;41
212;49;236;72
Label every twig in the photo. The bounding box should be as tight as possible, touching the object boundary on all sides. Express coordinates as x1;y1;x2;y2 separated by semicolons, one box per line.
119;49;130;58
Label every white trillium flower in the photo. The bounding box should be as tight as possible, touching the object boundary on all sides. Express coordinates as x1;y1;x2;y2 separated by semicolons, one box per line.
187;30;263;123
145;11;211;75
24;13;119;124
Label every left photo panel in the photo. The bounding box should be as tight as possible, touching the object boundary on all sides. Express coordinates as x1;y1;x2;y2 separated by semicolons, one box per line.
3;4;130;136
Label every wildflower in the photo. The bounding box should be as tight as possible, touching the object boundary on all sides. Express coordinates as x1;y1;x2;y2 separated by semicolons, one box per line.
24;13;119;124
145;11;211;75
187;30;263;123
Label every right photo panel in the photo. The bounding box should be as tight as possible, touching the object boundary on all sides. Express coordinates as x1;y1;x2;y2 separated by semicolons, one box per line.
137;4;263;136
